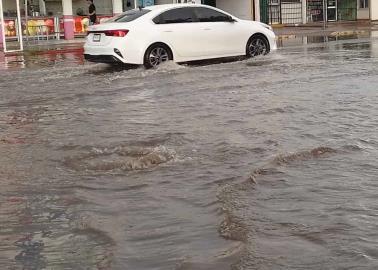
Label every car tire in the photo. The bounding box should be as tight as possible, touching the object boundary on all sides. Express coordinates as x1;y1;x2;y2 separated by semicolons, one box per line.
143;43;173;69
246;35;270;58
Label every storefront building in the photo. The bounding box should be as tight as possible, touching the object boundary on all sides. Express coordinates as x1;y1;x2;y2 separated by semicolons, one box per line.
1;0;257;45
307;0;357;22
307;0;378;22
260;0;375;25
260;0;305;25
1;0;122;43
1;0;378;47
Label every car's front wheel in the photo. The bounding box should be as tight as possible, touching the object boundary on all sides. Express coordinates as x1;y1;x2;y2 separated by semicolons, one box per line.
143;43;173;69
246;35;270;58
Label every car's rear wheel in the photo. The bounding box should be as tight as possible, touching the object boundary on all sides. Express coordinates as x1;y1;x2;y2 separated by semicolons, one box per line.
144;43;173;69
246;35;270;58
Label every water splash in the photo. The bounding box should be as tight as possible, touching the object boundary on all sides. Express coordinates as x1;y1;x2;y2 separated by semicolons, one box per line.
64;145;176;173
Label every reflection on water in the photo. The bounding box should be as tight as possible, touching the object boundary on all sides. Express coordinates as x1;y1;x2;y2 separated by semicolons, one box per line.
277;30;373;48
0;46;84;70
1;37;378;269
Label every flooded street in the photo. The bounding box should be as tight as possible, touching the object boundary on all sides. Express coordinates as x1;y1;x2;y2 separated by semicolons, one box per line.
1;36;378;269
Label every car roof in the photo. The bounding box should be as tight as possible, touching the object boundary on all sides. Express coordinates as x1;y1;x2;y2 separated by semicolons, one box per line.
145;4;211;11
142;4;235;18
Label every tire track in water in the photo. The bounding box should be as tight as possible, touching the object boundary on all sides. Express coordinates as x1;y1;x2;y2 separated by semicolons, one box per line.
216;145;362;269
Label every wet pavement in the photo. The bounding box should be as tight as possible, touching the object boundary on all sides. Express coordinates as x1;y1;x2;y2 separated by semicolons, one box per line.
1;34;378;269
273;21;377;36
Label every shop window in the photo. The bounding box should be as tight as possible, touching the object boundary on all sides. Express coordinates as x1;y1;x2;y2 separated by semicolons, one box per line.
359;0;368;8
307;0;324;22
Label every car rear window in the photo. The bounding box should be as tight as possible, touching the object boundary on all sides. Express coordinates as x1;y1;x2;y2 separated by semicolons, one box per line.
107;9;151;23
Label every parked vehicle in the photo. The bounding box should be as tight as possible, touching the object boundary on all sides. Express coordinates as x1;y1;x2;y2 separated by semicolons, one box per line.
84;4;277;68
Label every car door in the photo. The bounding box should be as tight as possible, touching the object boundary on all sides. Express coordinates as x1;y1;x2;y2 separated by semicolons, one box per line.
193;7;247;56
153;7;202;59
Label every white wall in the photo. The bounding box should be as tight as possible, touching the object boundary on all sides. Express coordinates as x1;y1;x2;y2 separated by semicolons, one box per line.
371;0;378;20
44;0;113;16
72;0;87;15
3;1;17;12
216;0;252;20
357;8;369;20
94;0;113;14
69;0;113;15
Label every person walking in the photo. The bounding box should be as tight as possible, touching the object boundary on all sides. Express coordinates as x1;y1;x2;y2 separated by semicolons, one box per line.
87;0;97;25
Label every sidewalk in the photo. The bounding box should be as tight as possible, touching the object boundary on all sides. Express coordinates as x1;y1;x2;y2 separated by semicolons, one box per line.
273;21;378;37
0;38;85;54
23;38;85;52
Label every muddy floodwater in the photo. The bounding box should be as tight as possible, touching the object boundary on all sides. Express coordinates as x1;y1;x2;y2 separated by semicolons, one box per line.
1;37;378;270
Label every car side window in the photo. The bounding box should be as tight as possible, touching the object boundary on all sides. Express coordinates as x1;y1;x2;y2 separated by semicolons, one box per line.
153;7;196;24
193;7;231;22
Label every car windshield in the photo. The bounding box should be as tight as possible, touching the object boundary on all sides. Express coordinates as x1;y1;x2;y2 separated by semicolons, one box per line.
106;9;151;23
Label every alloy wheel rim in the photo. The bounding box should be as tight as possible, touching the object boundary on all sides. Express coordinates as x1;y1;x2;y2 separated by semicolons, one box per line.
249;38;267;57
149;47;169;67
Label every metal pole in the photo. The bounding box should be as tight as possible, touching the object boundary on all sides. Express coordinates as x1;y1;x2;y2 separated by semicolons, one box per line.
16;0;24;51
323;0;326;29
0;0;7;52
25;0;29;42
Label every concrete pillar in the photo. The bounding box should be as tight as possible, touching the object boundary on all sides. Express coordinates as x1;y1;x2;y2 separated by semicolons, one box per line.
371;0;378;21
0;1;3;48
62;0;74;40
0;23;3;48
302;0;307;24
0;19;3;48
39;0;46;16
371;31;378;57
254;0;260;21
113;0;123;16
250;0;254;20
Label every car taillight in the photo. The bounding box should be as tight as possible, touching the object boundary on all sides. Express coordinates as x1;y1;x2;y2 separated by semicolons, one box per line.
104;30;129;37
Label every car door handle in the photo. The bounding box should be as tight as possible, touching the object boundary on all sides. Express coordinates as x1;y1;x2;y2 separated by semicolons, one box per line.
202;28;211;31
163;30;173;33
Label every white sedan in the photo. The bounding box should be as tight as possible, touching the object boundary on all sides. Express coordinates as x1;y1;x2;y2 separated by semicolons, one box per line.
84;4;277;68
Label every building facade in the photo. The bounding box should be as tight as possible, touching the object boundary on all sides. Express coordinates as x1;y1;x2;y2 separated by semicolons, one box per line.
0;0;258;44
1;0;378;47
260;0;305;24
260;0;374;25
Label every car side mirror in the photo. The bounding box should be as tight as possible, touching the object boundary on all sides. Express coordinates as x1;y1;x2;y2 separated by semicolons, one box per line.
227;16;236;23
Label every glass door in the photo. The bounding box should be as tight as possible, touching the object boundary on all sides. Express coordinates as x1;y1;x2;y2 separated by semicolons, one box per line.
337;0;357;21
327;0;337;21
0;0;24;53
